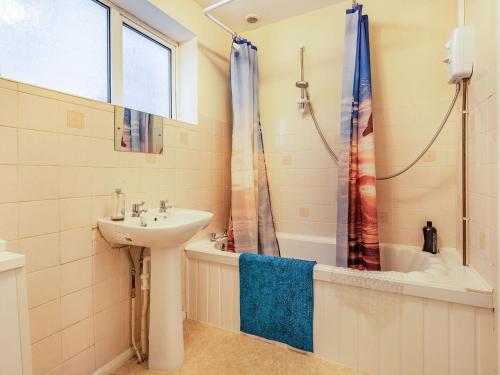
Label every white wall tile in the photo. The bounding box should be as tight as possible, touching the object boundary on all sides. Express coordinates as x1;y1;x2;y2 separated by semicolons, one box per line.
59;197;92;231
61;287;93;328
58;135;90;166
93;276;121;313
94;303;122;344
18;129;59;166
19;93;61;132
29;299;61;343
0;165;18;203
31;333;62;375
60;227;92;264
0;126;18;164
60;257;92;296
61;317;94;361
27;266;60;308
17;233;60;273
0;88;18;128
18;166;60;201
59;167;93;198
93;250;121;284
18;200;59;238
0;203;18;240
62;346;95;375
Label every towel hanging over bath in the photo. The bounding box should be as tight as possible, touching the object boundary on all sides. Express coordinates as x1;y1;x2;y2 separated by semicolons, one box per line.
239;253;316;352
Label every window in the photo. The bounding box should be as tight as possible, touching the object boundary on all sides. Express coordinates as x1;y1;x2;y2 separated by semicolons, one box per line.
0;0;110;102
122;23;172;118
0;0;177;118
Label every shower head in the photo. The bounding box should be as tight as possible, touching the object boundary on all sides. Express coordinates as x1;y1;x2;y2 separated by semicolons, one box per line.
296;80;309;89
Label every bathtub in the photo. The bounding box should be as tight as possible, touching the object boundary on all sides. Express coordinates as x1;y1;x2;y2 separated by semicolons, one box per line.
184;233;495;374
278;232;439;272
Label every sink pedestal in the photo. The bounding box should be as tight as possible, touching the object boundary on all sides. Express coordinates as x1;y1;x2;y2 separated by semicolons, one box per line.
148;246;184;372
97;208;213;372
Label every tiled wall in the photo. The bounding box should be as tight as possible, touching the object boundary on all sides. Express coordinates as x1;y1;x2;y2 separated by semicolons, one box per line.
465;0;497;286
244;0;460;248
0;33;231;375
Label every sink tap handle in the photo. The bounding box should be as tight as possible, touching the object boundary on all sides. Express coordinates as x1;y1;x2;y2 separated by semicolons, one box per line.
210;233;217;242
132;201;146;216
159;199;173;213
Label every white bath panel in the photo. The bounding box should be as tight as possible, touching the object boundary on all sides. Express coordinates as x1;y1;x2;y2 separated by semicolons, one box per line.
378;295;401;375
356;291;380;374
186;258;241;333
231;265;240;332
185;252;495;375
400;296;424;375
337;285;359;369
449;303;475;374
423;300;449;375
475;307;495;375
219;265;234;331
313;281;339;363
197;261;209;323
208;262;220;326
186;257;197;320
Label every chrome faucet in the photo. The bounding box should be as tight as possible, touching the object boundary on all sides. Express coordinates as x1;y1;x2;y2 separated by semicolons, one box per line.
210;229;228;251
159;199;173;213
132;201;147;217
210;229;228;242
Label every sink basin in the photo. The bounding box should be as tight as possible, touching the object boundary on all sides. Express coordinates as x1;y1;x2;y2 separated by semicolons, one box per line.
98;208;213;372
98;208;214;248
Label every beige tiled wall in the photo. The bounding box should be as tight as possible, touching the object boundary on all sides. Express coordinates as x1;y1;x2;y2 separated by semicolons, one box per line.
465;0;497;286
0;27;231;375
244;0;460;248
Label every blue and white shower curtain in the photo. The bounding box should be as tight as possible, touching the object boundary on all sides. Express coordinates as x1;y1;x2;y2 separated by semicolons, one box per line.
227;39;280;256
336;5;381;270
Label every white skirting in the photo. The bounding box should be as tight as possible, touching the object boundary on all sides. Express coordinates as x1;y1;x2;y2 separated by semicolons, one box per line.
92;348;134;375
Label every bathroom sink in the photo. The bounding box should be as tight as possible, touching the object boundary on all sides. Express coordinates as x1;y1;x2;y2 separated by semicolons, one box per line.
98;207;213;372
97;208;213;248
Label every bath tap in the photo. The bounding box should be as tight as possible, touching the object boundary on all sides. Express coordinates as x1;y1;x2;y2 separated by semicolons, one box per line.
210;229;228;242
214;237;227;251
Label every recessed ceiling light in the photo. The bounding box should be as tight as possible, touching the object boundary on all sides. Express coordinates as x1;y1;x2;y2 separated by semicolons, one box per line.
245;14;260;24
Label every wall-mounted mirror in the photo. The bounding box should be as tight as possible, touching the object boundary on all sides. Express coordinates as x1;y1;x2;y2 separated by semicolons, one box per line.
114;107;163;154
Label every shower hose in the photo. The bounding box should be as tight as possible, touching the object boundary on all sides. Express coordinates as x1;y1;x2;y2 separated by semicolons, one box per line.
305;82;462;180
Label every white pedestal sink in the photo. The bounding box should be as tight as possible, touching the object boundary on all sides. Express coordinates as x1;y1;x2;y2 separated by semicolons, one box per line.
98;208;213;372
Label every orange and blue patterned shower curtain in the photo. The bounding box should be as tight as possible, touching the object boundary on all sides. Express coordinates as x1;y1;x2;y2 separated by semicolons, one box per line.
227;39;280;256
336;5;380;270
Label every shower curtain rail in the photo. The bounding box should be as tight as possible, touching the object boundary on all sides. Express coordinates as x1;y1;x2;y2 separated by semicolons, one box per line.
203;0;239;38
204;0;359;37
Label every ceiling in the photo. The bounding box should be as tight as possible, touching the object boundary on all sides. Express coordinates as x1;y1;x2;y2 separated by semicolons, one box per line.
195;0;347;33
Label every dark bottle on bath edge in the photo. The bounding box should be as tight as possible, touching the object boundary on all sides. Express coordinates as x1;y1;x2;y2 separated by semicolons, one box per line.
422;221;438;254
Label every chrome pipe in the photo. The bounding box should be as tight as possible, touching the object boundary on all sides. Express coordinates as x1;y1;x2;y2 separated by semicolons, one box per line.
462;78;469;266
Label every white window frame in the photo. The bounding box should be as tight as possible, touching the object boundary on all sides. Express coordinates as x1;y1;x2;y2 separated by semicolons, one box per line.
103;0;178;118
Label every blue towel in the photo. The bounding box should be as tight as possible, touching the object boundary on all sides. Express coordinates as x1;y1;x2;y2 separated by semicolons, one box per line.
239;253;316;352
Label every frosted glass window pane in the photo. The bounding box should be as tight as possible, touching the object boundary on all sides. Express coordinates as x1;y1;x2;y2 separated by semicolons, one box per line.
0;0;110;102
123;24;172;118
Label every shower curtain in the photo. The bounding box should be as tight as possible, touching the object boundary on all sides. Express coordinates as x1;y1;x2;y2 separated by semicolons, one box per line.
336;5;380;270
227;39;280;256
